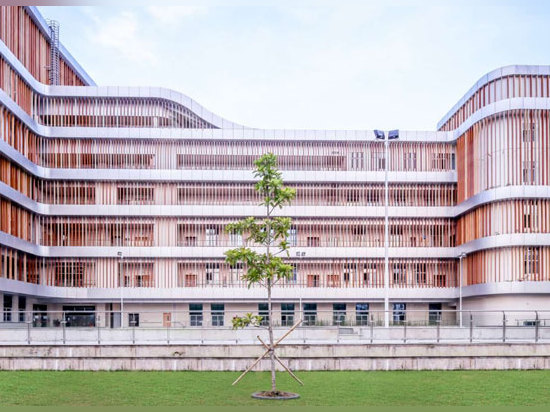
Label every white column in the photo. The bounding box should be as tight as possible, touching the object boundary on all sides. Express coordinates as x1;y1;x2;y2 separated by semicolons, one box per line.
384;137;390;328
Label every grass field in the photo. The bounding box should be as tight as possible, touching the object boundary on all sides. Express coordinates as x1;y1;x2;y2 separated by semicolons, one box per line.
0;370;549;406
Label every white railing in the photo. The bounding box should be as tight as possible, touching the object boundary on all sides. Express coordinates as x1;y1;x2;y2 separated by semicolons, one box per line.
0;309;549;345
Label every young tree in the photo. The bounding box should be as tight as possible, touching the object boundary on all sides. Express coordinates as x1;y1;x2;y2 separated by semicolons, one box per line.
225;153;296;394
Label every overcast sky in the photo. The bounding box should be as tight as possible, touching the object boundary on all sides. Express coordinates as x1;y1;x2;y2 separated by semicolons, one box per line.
39;0;550;131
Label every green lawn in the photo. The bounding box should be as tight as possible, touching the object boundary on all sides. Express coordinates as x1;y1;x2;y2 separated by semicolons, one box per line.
0;370;549;406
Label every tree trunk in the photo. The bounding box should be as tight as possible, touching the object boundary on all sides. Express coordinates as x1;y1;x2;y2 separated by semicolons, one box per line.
268;278;276;392
266;199;277;393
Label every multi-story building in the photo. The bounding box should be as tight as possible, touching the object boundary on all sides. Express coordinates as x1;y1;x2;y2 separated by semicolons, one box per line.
0;6;549;328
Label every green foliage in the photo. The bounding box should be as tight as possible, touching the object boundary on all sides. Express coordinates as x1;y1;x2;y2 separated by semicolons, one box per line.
231;313;263;329
224;154;296;289
252;153;296;209
224;153;296;331
225;248;293;287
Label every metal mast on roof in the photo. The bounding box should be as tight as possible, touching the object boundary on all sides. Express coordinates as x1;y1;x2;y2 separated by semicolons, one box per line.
46;19;60;85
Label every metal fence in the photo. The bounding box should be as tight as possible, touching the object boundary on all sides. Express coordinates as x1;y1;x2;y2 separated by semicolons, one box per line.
0;309;549;345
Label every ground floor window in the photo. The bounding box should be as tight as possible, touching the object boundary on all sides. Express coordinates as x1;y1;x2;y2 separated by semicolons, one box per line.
62;305;96;327
428;303;442;325
332;303;346;325
18;296;26;322
129;313;140;327
392;303;406;324
32;304;48;327
281;303;295;326
303;303;317;326
356;303;369;325
211;303;224;326
258;303;269;326
190;304;203;326
3;294;12;322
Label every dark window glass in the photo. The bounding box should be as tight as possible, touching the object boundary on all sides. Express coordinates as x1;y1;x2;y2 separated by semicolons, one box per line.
392;303;406;324
303;303;317;326
190;303;203;326
356;303;369;325
211;303;224;326
281;303;295;326
332;303;346;325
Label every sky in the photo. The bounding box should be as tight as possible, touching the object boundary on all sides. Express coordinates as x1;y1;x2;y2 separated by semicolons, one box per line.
38;0;550;131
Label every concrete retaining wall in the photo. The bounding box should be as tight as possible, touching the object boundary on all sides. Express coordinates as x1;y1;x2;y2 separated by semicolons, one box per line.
1;343;550;371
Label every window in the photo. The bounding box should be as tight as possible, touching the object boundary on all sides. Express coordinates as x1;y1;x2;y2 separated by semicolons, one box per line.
205;226;219;246
363;263;376;286
522;161;536;184
404;152;417;170
306;236;320;247
32;304;48;328
327;274;340;287
332;303;346;326
392;303;406;324
307;274;320;287
393;189;407;205
190;304;203;326
428;303;442;325
343;265;352;284
229;231;243;246
122;262;154;288
56;262;86;287
366;189;381;205
415;263;427;285
289;264;298;284
287;227;298;247
177;187;186;204
117;186;154;205
523;201;538;232
18;296;26;322
392;264;406;285
346;190;360;204
129;313;140;327
184;236;197;247
372;152;385;171
431;153;453;170
205;263;219;285
356;303;369;325
62;305;96;327
281;303;295;326
3;294;12;322
211;303;224;326
258;303;269;326
352;226;365;240
434;274;447;287
390;226;403;246
303;303;317;326
524;247;540;277
350;152;364;170
522;122;536;142
229;263;242;285
327;184;339;205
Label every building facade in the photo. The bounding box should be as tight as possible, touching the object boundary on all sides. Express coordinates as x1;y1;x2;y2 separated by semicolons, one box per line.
1;6;549;328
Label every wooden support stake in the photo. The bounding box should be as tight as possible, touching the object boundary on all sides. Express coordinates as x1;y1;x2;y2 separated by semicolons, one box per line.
257;335;304;386
274;319;302;347
232;319;303;386
232;347;270;386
